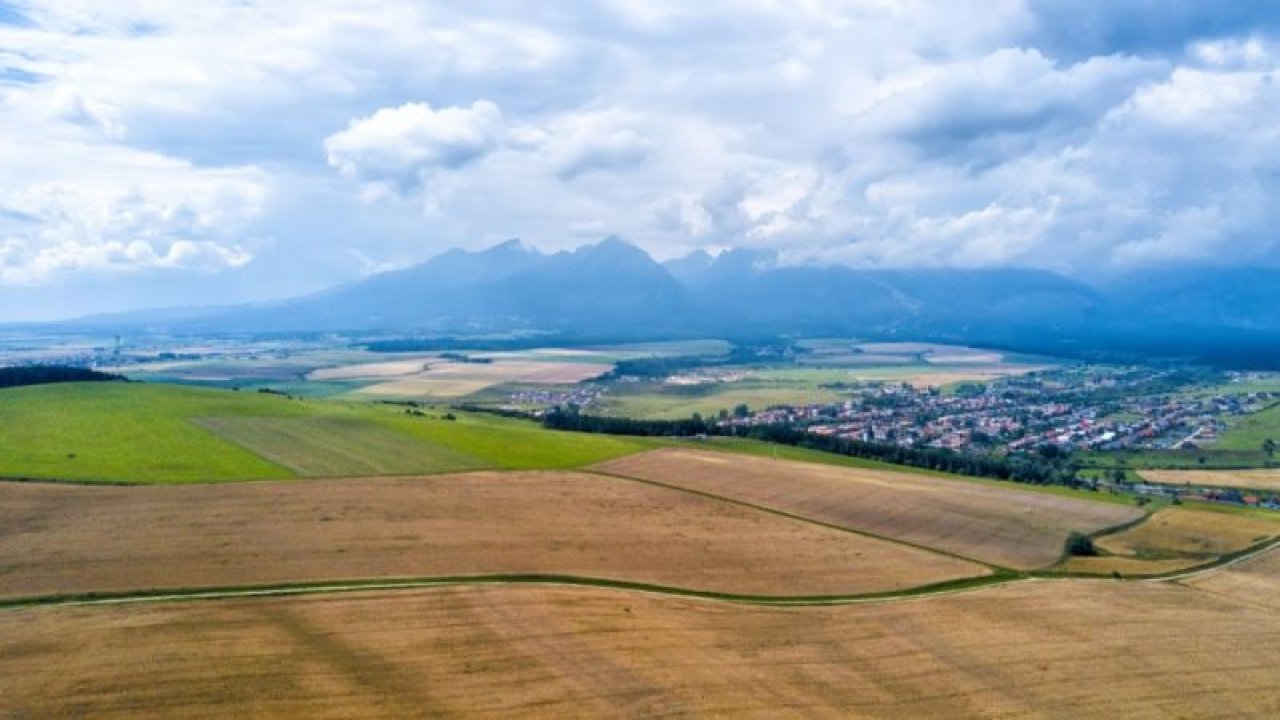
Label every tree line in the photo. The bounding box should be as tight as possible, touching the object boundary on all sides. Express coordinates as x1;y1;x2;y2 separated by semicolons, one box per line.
0;365;125;389
532;406;1087;489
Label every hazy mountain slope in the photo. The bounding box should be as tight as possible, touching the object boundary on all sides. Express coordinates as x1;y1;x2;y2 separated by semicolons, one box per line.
28;240;1280;368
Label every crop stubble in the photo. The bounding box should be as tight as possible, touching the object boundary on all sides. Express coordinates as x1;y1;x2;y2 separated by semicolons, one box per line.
597;449;1144;569
3;578;1279;719
0;472;983;601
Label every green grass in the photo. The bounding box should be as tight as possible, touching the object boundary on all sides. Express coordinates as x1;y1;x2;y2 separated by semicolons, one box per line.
0;383;303;482
0;382;652;484
1078;449;1273;471
193;416;483;476
600;371;847;420
379;410;661;470
1214;403;1280;452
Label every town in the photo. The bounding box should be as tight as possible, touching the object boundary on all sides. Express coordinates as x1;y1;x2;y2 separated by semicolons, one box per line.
721;366;1277;455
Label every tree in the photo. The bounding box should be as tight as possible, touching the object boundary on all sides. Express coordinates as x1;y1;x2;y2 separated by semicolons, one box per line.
733;403;750;418
1065;531;1096;557
1263;438;1276;458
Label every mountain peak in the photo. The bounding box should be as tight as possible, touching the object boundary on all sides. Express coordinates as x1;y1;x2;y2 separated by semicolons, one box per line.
486;238;534;254
567;236;653;264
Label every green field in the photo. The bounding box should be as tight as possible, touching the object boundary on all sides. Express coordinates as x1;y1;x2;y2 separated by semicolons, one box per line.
599;371;847;420
0;383;652;483
1215;404;1280;452
192;416;482;477
1078;449;1273;473
597;364;1045;421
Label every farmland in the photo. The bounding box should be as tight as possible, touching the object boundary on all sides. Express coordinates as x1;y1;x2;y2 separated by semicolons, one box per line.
6;373;1280;717
596;361;1047;420
0;472;985;601
352;359;611;400
597;449;1143;569
0;383;651;483
1094;508;1278;558
192;416;483;477
1186;538;1280;610
1056;507;1280;575
1140;468;1280;491
597;375;847;420
5;577;1280;718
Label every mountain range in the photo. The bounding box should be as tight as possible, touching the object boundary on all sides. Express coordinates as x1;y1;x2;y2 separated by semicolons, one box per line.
32;237;1280;367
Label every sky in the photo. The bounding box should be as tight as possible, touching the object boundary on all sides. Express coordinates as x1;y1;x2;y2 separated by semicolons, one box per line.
2;1;1280;321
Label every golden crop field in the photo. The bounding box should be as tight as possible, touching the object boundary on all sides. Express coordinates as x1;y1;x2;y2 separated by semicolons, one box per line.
1095;507;1278;558
4;577;1280;718
1185;540;1280;611
308;358;433;380
0;472;984;601
597;449;1142;569
1140;468;1280;492
354;360;611;398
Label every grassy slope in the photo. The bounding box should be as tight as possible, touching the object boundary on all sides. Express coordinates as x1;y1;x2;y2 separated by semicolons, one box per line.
377;410;661;471
0;383;301;482
1215;403;1280;451
0;383;652;483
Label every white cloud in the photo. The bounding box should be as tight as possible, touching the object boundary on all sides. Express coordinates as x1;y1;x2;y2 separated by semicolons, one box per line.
0;137;268;284
545;109;652;180
324;100;507;192
3;0;1280;319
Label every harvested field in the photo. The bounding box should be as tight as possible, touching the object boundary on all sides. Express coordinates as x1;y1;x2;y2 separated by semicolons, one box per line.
0;473;984;601
1094;508;1279;559
194;416;482;476
5;580;1280;718
357;360;611;398
856;366;1047;388
1140;468;1280;492
597;449;1143;569
308;358;433;381
1184;543;1280;610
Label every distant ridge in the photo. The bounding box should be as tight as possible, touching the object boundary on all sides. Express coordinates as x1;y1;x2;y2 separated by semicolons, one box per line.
25;238;1280;367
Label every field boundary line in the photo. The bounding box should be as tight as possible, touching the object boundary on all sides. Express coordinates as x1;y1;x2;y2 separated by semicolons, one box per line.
11;536;1272;613
1033;534;1280;582
585;468;1011;572
1159;535;1280;583
0;571;1026;612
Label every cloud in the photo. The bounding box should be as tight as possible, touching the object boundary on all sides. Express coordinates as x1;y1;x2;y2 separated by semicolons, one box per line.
4;0;1280;320
850;49;1166;164
0;137;268;284
0;238;252;284
546;109;651;180
324;100;507;193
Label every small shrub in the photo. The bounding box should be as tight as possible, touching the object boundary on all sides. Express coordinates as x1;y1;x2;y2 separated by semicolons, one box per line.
1065;531;1096;557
